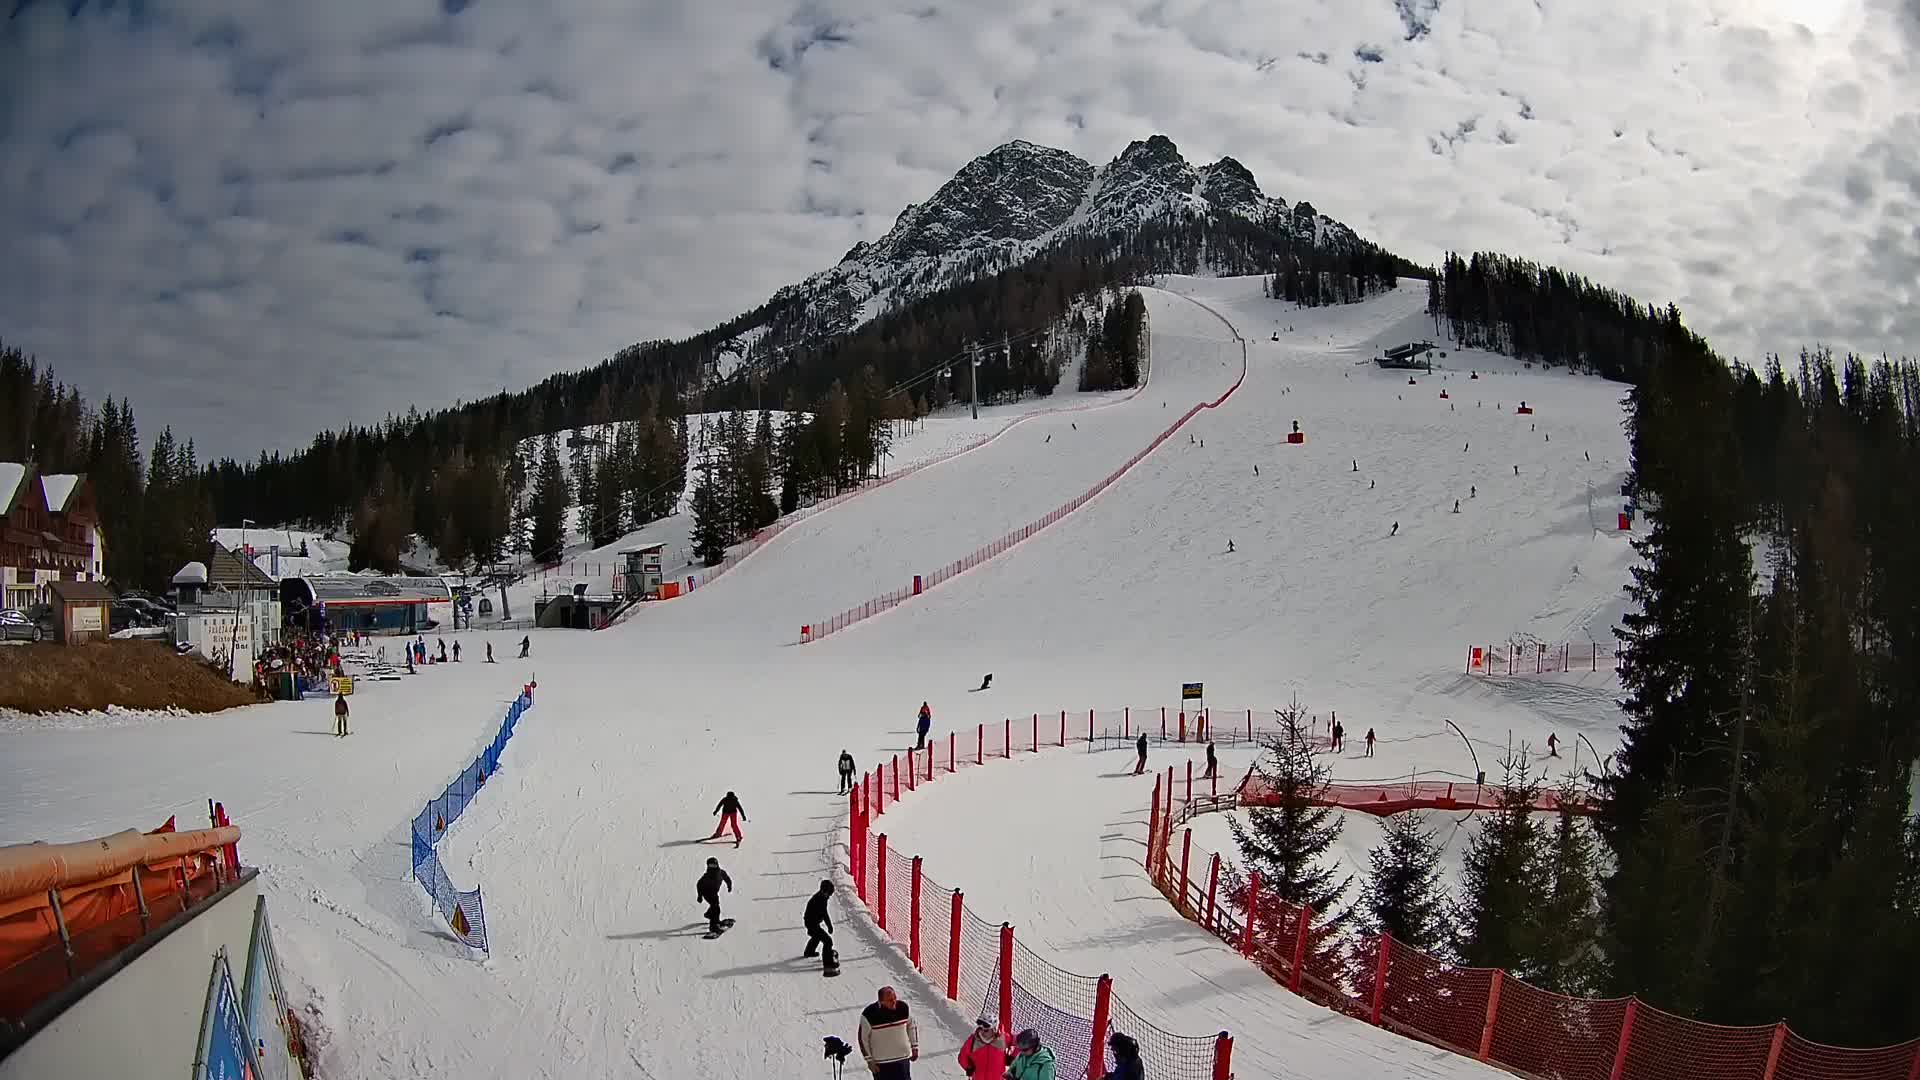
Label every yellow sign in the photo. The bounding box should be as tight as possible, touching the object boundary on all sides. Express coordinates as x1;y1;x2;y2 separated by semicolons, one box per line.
330;675;354;696
450;904;471;937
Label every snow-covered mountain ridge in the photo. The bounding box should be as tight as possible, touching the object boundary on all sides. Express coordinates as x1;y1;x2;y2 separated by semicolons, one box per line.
718;135;1367;373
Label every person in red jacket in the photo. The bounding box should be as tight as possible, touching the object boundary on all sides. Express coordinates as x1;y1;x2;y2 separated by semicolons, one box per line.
958;1019;1009;1079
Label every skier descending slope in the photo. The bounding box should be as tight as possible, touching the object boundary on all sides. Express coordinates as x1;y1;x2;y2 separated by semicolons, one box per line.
837;750;857;795
709;791;747;845
804;879;840;976
697;857;733;938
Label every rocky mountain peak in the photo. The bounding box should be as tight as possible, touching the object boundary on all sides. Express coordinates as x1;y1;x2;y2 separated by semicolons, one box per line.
1198;156;1264;211
861;140;1093;263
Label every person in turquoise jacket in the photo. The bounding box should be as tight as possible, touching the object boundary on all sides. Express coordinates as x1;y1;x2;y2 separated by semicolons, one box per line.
1007;1030;1056;1080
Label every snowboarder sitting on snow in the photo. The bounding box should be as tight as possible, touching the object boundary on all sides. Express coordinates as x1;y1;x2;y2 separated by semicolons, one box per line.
838;750;857;795
804;879;838;972
916;702;933;750
858;986;920;1080
1007;1030;1056;1080
696;857;732;936
1133;732;1148;776
1103;1032;1144;1080
958;1019;1009;1079
710;791;747;845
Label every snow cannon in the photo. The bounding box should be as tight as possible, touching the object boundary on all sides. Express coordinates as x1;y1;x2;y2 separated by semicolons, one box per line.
1286;420;1305;445
1516;400;1534;415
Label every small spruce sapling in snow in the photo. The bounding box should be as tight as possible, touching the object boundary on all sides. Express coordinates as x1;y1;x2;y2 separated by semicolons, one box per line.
1455;752;1550;976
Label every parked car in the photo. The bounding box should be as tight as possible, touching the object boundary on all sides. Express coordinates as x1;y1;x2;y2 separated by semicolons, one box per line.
0;609;41;642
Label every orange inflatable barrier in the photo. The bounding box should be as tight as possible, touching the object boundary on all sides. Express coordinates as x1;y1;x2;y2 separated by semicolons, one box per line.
0;826;239;906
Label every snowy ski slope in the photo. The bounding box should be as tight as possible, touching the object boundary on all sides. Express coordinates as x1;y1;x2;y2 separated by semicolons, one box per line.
0;276;1635;1078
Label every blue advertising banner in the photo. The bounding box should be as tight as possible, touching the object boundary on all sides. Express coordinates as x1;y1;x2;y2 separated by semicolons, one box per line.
196;949;256;1080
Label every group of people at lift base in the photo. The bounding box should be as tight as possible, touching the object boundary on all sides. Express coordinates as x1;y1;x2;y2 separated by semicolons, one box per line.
823;984;1146;1080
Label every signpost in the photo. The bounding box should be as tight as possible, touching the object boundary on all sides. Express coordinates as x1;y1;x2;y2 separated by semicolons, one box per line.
1182;682;1205;734
330;675;354;696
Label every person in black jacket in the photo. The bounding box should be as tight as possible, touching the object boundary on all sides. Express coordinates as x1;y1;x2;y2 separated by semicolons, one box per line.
697;857;732;935
838;751;857;795
803;880;837;971
1103;1032;1143;1080
1133;732;1148;775
709;791;747;845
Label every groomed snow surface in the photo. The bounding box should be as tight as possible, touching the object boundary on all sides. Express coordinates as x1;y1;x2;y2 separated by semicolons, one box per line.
0;277;1634;1077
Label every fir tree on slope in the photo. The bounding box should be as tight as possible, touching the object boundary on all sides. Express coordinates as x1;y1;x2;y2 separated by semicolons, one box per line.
688;463;729;567
1455;752;1549;977
1228;701;1351;947
1357;811;1451;951
1534;782;1603;996
529;433;570;564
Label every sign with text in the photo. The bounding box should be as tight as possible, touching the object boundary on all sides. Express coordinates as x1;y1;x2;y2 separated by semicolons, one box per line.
330;676;354;696
1181;682;1204;701
195;950;255;1080
72;606;103;633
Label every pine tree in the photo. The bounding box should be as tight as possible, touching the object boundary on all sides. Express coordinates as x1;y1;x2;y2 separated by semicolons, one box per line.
589;446;624;549
1534;787;1603;995
1358;811;1451;950
688;464;728;566
529;434;569;564
1228;702;1351;928
1456;753;1549;976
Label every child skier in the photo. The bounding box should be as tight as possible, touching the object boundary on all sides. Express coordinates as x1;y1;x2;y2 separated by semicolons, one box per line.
334;693;350;737
709;791;747;845
916;702;932;750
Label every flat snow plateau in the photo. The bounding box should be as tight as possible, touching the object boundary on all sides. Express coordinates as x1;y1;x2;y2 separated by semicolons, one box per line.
0;277;1633;1077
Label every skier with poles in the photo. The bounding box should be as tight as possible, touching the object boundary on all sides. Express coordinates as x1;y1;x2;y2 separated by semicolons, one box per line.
696;857;733;938
709;790;747;845
804;879;840;976
1202;741;1217;781
1134;732;1148;775
518;635;530;658
838;750;857;795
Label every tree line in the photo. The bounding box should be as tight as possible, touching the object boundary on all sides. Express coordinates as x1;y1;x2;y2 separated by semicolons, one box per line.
1426;252;1695;384
1;344;212;591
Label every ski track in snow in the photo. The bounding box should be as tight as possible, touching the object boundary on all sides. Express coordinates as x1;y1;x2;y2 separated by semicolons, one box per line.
0;276;1636;1078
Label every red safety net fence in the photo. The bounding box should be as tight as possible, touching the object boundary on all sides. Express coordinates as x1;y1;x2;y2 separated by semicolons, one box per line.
1467;640;1624;677
845;714;1235;1080
1148;787;1920;1080
799;329;1247;645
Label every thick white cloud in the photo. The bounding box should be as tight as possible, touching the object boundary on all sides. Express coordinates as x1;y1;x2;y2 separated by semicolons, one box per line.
0;0;1912;458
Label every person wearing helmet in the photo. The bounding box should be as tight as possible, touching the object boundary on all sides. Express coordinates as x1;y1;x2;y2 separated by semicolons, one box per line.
1007;1030;1055;1080
957;1018;1009;1079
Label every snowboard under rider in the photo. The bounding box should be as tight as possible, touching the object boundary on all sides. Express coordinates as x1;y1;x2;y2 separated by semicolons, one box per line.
697;857;732;936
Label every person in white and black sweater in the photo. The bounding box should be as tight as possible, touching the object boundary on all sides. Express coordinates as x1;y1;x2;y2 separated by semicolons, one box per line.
857;986;919;1078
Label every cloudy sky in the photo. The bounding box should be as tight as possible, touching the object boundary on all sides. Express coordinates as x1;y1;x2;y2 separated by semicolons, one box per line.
1;0;1913;459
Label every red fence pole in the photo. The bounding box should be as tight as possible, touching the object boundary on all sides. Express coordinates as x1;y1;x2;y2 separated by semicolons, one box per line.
1186;759;1193;805
907;749;916;791
947;890;964;1000
1609;999;1637;1080
876;834;890;932
1147;777;1163;878
849;790;860;875
1166;766;1175;819
1033;713;1039;752
1161;706;1167;739
1059;709;1065;747
1088;975;1113;1079
1477;970;1504;1061
1124;707;1129;738
977;723;984;765
1205;854;1220;931
1369;934;1392;1025
1178;829;1193;914
998;924;1015;1039
1760;1024;1787;1080
909;856;923;970
1290;905;1313;991
874;769;884;817
1211;1033;1233;1080
948;731;956;773
891;756;900;801
1247;710;1253;742
1004;718;1011;758
1240;872;1260;957
1178;710;1187;742
1088;708;1094;743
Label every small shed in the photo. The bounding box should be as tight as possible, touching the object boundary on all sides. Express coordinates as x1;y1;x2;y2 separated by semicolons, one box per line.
46;579;115;644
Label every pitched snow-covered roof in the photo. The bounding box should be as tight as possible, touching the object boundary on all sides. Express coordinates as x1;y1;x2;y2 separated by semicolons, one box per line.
39;474;80;512
0;463;23;513
173;561;210;586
